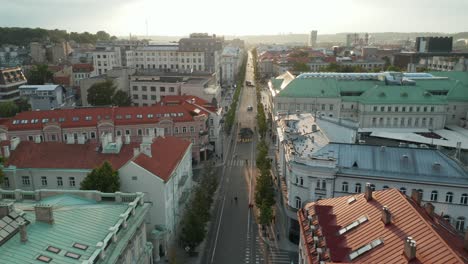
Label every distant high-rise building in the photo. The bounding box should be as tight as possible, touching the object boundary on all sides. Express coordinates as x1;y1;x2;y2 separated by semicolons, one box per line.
308;30;318;47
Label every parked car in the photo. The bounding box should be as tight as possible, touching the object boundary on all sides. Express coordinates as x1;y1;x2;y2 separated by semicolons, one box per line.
247;106;253;111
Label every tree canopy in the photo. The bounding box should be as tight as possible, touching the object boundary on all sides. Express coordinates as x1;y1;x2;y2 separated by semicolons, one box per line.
0;101;19;117
87;80;133;106
0;27;116;46
80;161;120;192
27;64;53;85
112;90;133;107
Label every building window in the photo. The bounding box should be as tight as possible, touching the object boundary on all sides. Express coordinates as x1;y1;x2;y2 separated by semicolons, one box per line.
41;176;48;186
460;193;468;205
299;177;304;186
329;104;333;111
380;106;384;112
151;95;156;100
174;127;179;134
116;130;122;136
69;177;76;187
182;127;187;133
446;192;453;203
322;180;326;190
342;182;349;193
373;106;377;112
321;104;325;111
409;106;413;112
170;87;175;92
160;87;166;92
456;217;465;231
57;177;63;187
3;177;9;188
443;215;451;222
430;190;438;201
138;129;143;136
90;132;96;139
400;187;406;195
430;106;434;112
387;106;391;112
150;86;156;92
133;94;139;100
125;129;131;135
132;176;138;181
132;86;138;91
355;183;362;193
142;86;147;91
190;126;195;133
295;196;302;209
22;176;30;186
370;184;376;191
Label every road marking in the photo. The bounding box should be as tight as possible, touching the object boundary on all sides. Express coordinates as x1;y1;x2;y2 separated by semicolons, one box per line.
210;195;226;263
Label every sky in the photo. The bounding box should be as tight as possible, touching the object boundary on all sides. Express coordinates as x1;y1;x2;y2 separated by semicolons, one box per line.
1;0;468;37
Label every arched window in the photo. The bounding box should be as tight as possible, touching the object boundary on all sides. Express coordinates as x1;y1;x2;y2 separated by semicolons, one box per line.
300;177;304;186
446;192;454;203
355;183;362;193
460;193;468;205
295;196;302;209
370;184;376;191
400;187;407;195
342;182;349;193
456;217;465;231
430;191;438;201
382;185;389;190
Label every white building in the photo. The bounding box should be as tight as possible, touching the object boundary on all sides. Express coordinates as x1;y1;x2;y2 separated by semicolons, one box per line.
19;84;73;110
92;47;122;76
275;113;468;243
220;46;244;86
0;134;193;260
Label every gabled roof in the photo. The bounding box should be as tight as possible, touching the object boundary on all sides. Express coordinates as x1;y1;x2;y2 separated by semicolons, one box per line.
160;95;217;113
5;141;138;170
133;136;191;182
298;189;468;264
4;104;206;131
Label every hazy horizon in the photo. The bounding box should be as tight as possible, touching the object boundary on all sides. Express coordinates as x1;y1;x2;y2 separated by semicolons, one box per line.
2;0;468;37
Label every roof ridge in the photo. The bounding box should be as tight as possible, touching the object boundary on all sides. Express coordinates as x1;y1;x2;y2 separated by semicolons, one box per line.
394;188;465;263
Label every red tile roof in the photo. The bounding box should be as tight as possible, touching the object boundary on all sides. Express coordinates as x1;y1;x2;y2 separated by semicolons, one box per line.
298;188;468;264
2;104;207;131
53;76;70;86
72;63;93;73
6;141;137;170
133;136;191;181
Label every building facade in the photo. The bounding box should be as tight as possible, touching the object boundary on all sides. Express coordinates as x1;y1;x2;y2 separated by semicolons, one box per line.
0;67;27;102
19;84;72;110
220;46;244;86
179;33;224;73
92;47;122;76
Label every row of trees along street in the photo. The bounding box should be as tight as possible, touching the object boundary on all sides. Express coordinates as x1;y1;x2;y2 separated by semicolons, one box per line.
252;48;276;226
224;53;247;133
179;161;219;256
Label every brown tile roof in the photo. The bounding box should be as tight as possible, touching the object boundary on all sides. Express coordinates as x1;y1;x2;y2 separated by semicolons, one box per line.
6;141;137;170
161;95;217;113
298;188;468;264
53;75;70;86
133;136;191;182
72;63;93;73
2;104;207;131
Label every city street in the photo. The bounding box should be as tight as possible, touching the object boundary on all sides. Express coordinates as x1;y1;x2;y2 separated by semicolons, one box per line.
202;52;294;264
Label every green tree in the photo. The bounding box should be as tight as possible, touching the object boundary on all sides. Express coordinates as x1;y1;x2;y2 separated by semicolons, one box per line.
292;62;310;72
179;208;206;251
16;98;31;112
80;161;120;192
0;101;19;117
259;201;273;226
87;79;117;106
112;90;132;106
28;64;53;85
96;31;111;41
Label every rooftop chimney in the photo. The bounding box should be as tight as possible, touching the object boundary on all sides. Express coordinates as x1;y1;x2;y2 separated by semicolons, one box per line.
125;135;131;144
10;137;20;150
464;230;468;251
424;203;434;217
0;203;12;218
411;189;422;206
364;183;373;201
381;206;391;225
2;145;10;158
404;237;417;260
34;204;54;224
133;148;140;158
19;221;27;242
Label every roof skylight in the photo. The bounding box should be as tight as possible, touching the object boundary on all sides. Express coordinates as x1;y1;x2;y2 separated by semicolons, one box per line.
349;238;383;260
338;215;368;235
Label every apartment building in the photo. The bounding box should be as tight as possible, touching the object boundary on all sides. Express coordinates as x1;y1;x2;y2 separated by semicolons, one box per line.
275;113;468;243
92;47;122;76
269;72;468;129
19;84;73;110
0;135;193;259
298;188;468;263
179;33;224;73
220;46;244;86
0;67;27;102
0;189;152;264
72;63;93;86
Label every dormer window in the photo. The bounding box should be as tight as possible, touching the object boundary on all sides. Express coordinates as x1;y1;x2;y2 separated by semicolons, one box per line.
125;114;132;119
136;114;143;119
148;114;154;118
85;116;92;121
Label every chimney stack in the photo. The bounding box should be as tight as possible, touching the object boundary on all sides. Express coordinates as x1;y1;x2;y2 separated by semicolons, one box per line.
2;145;10;158
0;203;12;218
364;183;373;201
464;230;468;251
424;203;434;217
19;221;27;242
34;205;54;224
10;137;20;151
404;237;417;260
411;189;422;206
381;206;391;225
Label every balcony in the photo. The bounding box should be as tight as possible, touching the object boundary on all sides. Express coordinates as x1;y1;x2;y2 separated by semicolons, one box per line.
315;188;327;196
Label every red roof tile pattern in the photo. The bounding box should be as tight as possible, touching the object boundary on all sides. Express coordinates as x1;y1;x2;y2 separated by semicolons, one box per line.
53;76;70;86
161;95;217;113
298;188;468;264
6;141;137;170
3;104;208;131
72;63;94;73
133;136;191;181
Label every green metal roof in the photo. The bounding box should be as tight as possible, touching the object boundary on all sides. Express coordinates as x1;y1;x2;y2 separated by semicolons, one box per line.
270;78;283;91
277;78;340;98
276;72;468;103
358;85;446;105
0;193;149;264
